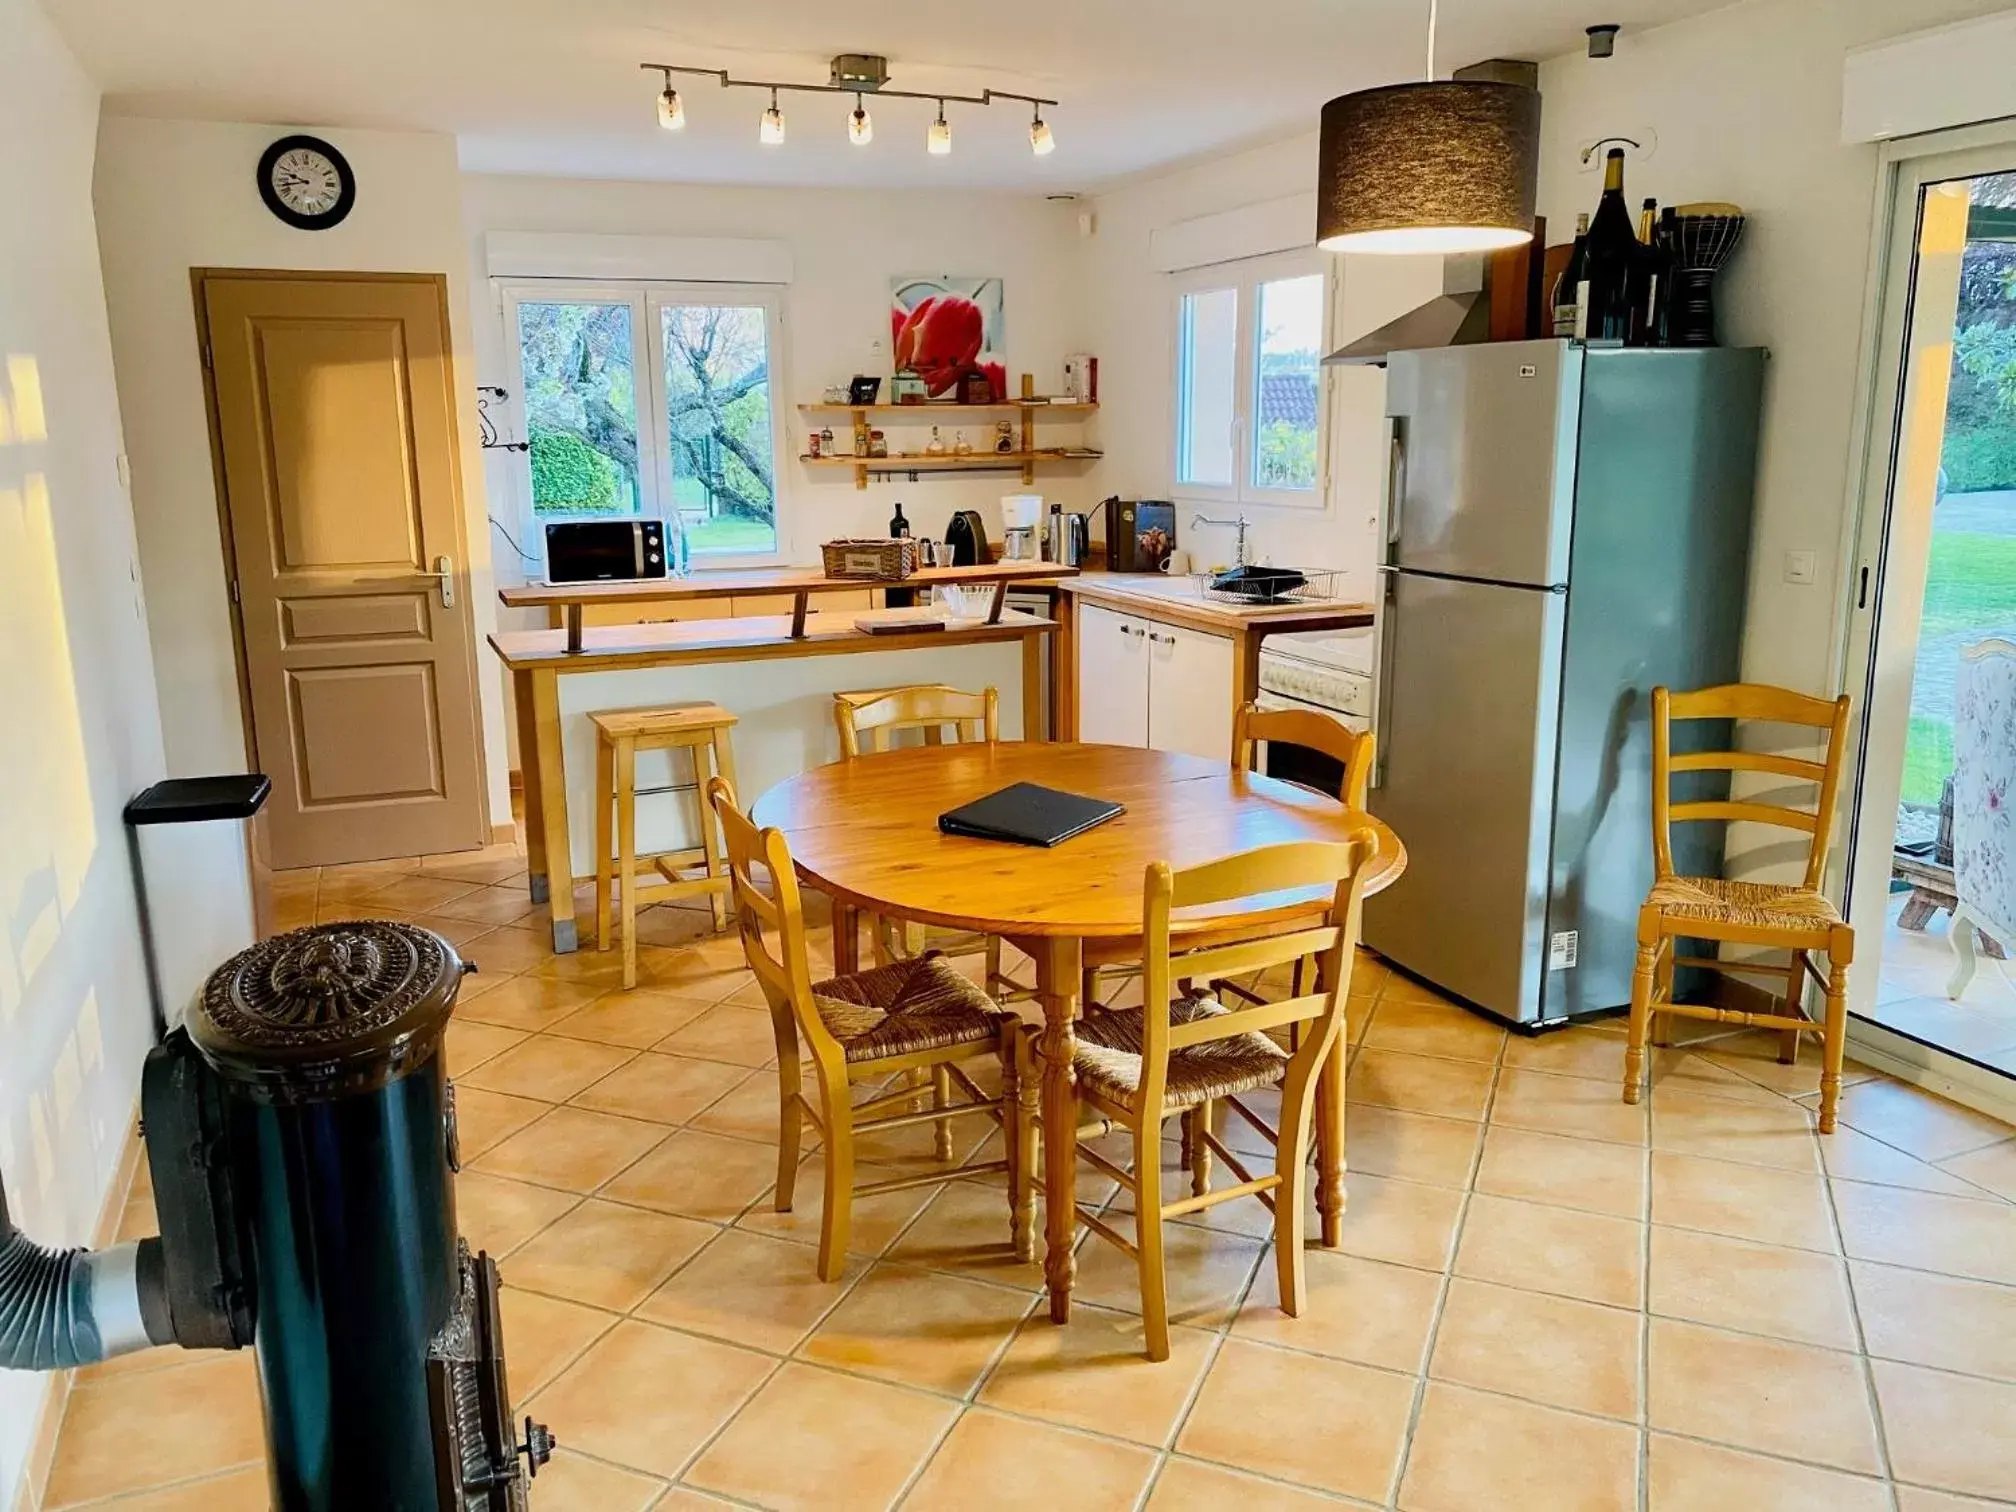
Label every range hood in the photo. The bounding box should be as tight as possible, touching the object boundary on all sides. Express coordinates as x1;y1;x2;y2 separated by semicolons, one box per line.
1323;254;1491;367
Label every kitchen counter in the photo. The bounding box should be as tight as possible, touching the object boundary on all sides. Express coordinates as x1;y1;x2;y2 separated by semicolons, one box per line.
1054;571;1375;635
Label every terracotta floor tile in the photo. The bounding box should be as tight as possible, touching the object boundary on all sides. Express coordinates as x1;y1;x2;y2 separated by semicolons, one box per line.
802;1261;1034;1396
684;1361;955;1512
569;1050;753;1124
1822;1125;1988;1196
1937;1137;2016;1201
689;1066;821;1146
1650;1086;1821;1172
455;1086;550;1159
459;974;606;1032
44;1353;265;1509
455;1170;579;1257
1234;1248;1442;1373
1397;1382;1639;1512
1646;1435;1893;1512
905;1408;1159;1512
1070;1214;1265;1328
1347;1048;1494;1121
1343;1103;1483;1189
1853;1258;2016;1381
1147;1458;1366;1510
977;1302;1217;1446
1874;1360;2016;1499
432;883;545;925
1697;1030;1882;1099
1894;1489;2014;1511
1430;1276;1640;1419
736;1153;943;1256
460;926;557;975
1648;1224;1857;1348
499;1286;616;1400
503;1198;714;1310
548;987;712;1048
443;1019;528;1078
1359;998;1507;1064
1327;1171;1466;1272
1832;1178;2016;1285
1501;1024;1632;1081
638;1227;864;1353
1650;1150;1839;1252
884;1174;1045;1289
365;874;485;912
471;1105;670;1193
526;1320;772;1479
81;1467;270;1511
1475;1124;1647;1218
512;1448;663;1511
1826;1079;2015;1163
1176;1338;1414;1503
1647;1317;1882;1474
462;1035;638;1102
1455;1193;1644;1308
600;1126;782;1221
1492;1067;1650;1146
656;1002;779;1067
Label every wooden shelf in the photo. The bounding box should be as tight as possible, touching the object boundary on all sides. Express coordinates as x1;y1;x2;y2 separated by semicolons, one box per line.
797;401;1096;415
796;448;1103;489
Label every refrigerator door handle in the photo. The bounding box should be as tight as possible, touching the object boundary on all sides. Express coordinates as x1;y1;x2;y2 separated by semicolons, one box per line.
1371;568;1399;789
1382;418;1407;566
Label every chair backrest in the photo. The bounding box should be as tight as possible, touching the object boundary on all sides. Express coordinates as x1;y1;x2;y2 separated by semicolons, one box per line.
834;684;999;758
1952;639;2016;933
1232;701;1376;809
1651;682;1853;890
1132;835;1379;1116
705;777;847;1067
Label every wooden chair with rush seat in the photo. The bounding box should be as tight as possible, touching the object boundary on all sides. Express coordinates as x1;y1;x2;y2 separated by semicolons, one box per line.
1623;683;1856;1130
1048;835;1379;1361
706;775;1038;1280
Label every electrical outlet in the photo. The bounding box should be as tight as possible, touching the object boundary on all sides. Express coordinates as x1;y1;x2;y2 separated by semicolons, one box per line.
1784;549;1817;585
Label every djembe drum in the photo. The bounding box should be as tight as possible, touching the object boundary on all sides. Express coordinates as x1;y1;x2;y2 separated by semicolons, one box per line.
1668;203;1746;346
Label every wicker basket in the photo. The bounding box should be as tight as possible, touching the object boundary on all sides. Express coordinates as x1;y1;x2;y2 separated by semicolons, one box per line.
820;538;919;580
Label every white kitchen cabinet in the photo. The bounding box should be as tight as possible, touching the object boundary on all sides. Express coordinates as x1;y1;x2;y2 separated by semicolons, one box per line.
1147;623;1235;761
1076;603;1235;759
1076;603;1151;746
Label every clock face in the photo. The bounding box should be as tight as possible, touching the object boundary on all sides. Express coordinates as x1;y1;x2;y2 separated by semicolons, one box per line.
256;135;355;229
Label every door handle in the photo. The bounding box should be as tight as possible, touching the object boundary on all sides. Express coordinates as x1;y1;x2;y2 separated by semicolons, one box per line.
1383;418;1407;566
1371;570;1399;790
421;554;456;608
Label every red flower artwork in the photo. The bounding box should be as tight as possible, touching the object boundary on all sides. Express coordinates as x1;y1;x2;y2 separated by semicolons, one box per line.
890;278;1005;400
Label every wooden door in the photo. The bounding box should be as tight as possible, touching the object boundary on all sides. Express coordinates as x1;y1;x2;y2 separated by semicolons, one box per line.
1148;623;1235;762
201;272;487;869
1076;604;1150;747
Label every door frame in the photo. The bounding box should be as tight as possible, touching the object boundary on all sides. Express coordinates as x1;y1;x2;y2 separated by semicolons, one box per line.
1829;123;2016;1121
190;267;494;859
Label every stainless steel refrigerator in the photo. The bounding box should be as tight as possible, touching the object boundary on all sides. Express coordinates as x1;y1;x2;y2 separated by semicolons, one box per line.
1364;339;1765;1027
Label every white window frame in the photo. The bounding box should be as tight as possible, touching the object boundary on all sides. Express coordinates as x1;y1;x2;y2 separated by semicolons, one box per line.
1168;248;1334;511
499;277;790;569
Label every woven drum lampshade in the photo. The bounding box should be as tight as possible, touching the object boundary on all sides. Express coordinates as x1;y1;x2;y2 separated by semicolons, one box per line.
1317;80;1540;254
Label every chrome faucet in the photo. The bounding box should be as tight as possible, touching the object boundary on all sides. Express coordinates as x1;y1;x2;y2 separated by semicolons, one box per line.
1191;513;1251;567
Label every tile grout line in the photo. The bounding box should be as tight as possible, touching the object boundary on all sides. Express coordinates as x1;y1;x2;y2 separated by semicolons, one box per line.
1822;1147;1905;1510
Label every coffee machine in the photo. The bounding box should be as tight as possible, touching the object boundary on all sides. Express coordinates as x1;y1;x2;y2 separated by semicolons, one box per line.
1001;494;1044;561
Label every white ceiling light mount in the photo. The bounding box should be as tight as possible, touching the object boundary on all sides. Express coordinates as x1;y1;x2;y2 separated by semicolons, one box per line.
639;55;1059;157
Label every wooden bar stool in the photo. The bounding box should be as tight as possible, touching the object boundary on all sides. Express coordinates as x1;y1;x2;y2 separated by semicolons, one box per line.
591;702;740;988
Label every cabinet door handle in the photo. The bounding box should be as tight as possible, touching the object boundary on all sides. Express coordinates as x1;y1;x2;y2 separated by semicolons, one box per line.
1149;632;1174;645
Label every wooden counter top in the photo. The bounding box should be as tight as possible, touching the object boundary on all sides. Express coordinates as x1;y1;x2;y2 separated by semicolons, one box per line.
488;607;1054;673
499;561;1077;610
1052;573;1375;635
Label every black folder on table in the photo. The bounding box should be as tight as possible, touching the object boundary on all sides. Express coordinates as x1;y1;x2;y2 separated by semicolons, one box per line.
937;783;1124;847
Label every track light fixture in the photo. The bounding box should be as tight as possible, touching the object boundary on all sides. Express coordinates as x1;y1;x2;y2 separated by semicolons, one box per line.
639;55;1059;158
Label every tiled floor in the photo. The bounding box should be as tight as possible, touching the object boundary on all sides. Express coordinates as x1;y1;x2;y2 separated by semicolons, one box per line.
41;842;2016;1511
1870;894;2016;1075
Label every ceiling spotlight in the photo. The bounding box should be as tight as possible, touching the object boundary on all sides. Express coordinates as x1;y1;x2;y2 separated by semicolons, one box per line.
848;93;873;145
928;100;951;155
657;88;684;131
1029;104;1054;156
760;88;786;145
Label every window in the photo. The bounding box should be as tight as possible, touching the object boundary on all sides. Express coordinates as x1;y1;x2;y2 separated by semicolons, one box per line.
1172;254;1331;507
504;281;785;562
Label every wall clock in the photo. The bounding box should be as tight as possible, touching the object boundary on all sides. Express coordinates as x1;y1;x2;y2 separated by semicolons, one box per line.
256;135;356;230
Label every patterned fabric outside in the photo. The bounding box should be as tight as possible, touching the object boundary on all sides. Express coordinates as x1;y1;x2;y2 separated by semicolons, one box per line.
811;954;1010;1064
1953;646;2016;943
1072;995;1290;1113
1646;875;1842;935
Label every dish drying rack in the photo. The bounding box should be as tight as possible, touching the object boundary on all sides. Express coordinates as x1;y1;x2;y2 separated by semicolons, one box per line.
1203;567;1349;607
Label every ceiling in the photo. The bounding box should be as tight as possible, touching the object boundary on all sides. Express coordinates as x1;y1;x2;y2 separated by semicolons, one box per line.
47;0;1736;192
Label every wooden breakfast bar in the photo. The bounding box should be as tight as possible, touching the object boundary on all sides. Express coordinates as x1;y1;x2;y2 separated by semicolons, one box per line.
492;564;1076;950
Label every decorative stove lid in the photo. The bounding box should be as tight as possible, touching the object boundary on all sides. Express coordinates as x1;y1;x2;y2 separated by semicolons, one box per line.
191;921;468;1101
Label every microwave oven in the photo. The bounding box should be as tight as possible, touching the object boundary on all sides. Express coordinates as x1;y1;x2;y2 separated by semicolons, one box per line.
543;519;667;584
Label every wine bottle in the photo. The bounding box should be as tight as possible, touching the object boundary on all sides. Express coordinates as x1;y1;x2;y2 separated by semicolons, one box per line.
1647;206;1678;347
1626;198;1658;345
889;501;911;538
1552;213;1590;339
1582;148;1639;345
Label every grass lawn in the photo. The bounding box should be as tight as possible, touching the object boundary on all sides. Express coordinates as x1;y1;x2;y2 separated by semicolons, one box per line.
1902;524;2016;806
687;515;776;555
1903;714;1954;808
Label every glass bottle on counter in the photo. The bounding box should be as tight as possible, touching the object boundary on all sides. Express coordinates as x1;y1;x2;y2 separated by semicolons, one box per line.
1582;148;1639;345
889;501;911;538
1552;212;1590;338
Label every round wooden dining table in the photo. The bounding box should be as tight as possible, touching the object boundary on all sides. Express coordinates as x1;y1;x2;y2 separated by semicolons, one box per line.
751;741;1407;1323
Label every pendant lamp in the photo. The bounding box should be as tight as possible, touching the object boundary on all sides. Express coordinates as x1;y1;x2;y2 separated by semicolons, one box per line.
1316;0;1539;254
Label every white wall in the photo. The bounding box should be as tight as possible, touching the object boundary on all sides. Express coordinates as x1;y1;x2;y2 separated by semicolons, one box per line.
92;118;513;828
0;0;173;1500
462;173;1094;595
1535;0;2015;697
